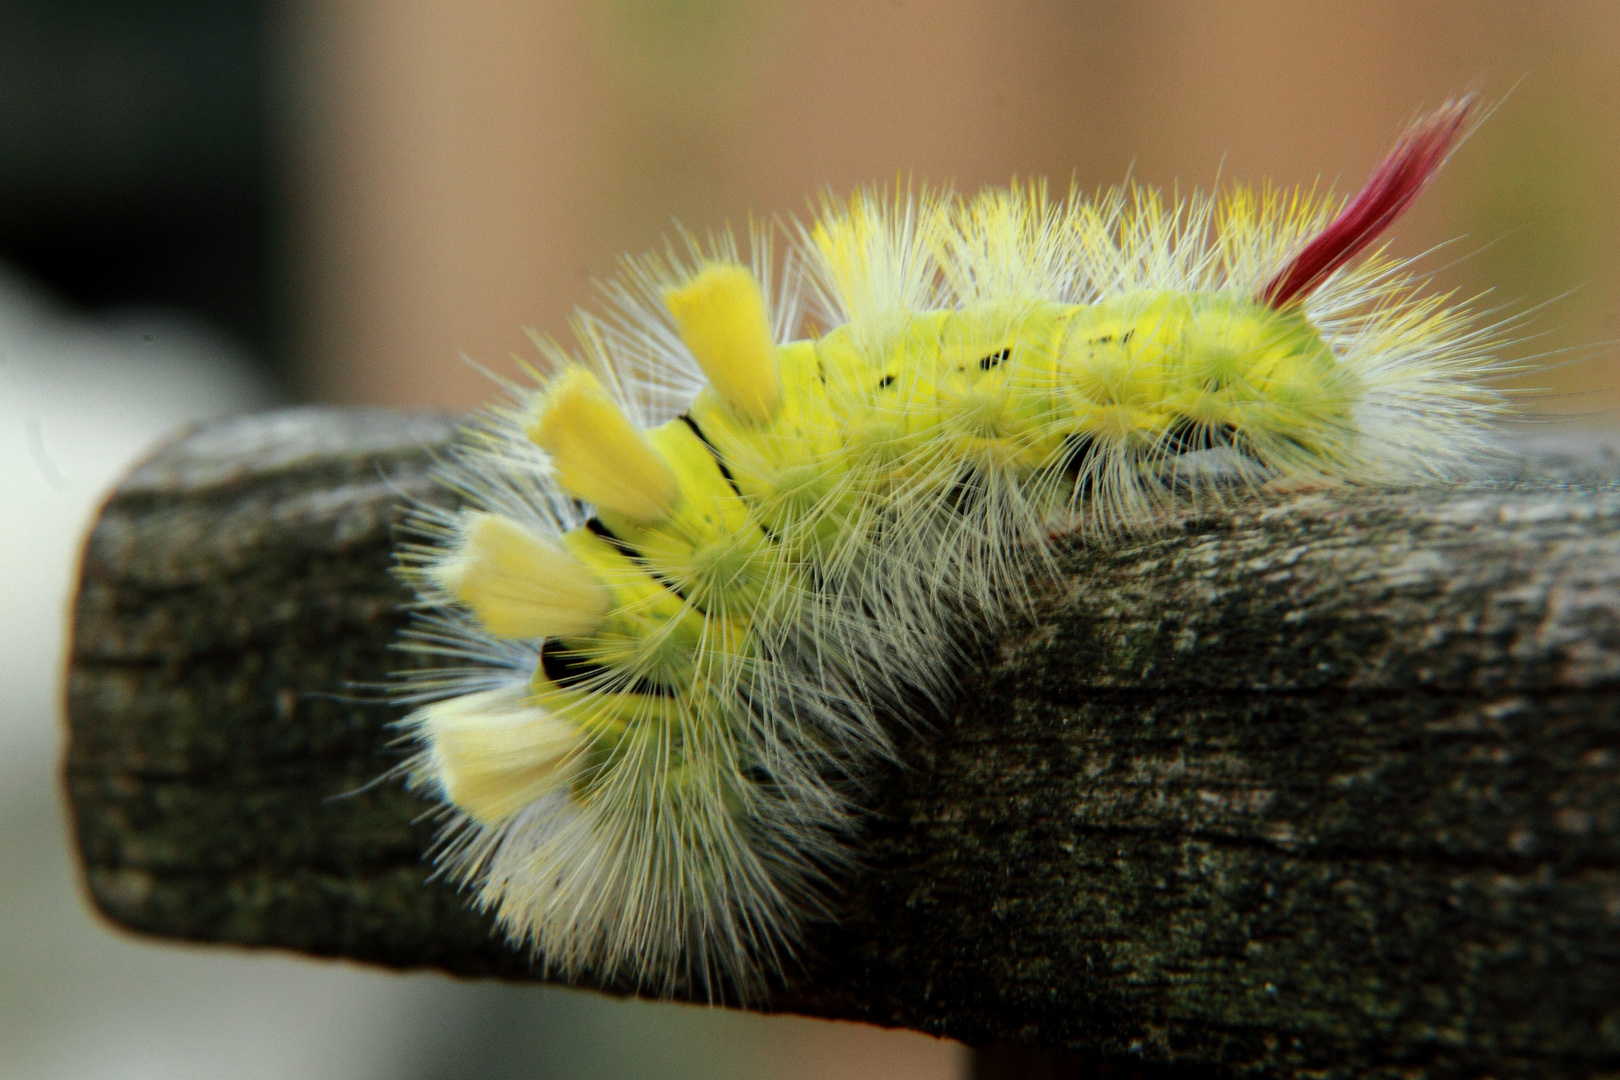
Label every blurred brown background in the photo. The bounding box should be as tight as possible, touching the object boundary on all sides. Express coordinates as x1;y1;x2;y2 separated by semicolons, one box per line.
1;3;1617;1080
280;0;1620;415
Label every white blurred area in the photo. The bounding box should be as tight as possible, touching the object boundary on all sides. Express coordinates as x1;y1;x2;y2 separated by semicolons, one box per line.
0;269;963;1080
0;267;274;802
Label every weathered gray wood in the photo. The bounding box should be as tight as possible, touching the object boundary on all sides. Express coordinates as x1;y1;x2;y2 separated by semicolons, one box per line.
64;407;1620;1079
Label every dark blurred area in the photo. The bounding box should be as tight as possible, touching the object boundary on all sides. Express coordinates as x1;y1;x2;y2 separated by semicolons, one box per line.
0;0;277;374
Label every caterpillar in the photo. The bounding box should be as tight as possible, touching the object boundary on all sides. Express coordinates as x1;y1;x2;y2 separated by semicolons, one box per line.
396;96;1510;1002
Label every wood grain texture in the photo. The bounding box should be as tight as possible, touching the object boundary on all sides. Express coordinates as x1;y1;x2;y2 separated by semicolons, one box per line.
64;408;1620;1079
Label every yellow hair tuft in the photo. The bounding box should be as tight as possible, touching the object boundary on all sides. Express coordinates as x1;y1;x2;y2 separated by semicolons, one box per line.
664;263;781;424
432;512;610;639
419;687;585;825
525;366;680;521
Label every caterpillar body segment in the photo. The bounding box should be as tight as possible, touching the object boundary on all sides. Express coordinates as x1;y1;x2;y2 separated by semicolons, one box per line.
398;97;1511;1000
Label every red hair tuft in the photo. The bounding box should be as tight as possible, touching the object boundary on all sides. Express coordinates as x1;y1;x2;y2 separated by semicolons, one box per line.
1259;96;1476;309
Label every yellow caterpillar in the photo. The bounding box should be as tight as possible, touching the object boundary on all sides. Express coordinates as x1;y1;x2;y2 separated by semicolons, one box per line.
397;97;1508;1000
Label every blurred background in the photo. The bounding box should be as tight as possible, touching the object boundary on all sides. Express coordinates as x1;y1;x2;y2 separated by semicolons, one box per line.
1;2;1617;1078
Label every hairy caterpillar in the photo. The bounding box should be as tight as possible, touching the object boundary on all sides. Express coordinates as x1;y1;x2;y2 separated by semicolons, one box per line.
397;97;1508;1001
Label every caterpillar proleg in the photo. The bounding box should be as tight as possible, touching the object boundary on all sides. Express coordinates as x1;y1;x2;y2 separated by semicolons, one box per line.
397;96;1512;1001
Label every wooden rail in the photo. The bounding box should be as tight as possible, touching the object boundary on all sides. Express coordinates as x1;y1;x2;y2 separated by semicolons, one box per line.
64;407;1620;1079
